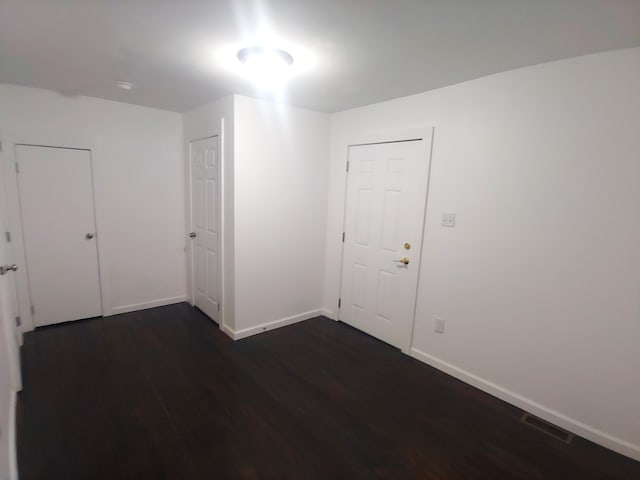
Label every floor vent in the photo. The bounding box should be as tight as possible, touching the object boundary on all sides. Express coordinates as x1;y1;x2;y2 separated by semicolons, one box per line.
521;413;574;444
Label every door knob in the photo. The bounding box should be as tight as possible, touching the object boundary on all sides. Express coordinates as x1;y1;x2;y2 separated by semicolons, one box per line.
85;233;95;239
0;264;18;275
189;232;196;239
394;257;410;265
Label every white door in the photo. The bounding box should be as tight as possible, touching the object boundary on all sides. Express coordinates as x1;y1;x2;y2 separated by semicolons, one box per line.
0;243;22;394
0;170;21;391
0;161;22;346
190;136;220;322
16;145;102;326
340;135;432;351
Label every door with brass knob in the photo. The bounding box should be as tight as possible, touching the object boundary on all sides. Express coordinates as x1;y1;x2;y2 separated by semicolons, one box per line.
339;130;433;352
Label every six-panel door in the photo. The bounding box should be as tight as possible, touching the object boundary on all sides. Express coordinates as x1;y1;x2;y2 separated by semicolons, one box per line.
340;138;431;350
190;136;220;322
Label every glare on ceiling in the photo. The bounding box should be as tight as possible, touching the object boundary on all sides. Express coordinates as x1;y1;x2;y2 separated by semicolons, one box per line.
214;29;316;94
236;46;294;89
237;46;294;68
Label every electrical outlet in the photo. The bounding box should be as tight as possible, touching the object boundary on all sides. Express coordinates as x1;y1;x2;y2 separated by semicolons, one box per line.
434;318;445;334
441;213;456;227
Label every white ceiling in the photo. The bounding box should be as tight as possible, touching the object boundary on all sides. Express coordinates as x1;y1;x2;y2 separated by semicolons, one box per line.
1;0;639;113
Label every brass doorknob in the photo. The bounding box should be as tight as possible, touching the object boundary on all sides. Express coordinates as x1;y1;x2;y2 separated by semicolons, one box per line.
394;257;410;265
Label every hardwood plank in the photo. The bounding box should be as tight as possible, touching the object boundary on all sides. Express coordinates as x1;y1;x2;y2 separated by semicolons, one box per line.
17;303;640;479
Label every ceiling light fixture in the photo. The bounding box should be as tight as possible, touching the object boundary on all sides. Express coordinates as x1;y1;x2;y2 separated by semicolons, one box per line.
237;46;294;68
236;46;294;89
116;80;134;91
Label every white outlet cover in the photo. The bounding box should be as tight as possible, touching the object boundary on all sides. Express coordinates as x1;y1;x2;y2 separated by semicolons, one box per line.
441;213;456;227
435;318;445;333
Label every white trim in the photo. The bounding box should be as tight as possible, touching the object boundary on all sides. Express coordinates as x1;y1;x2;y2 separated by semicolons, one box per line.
343;127;433;148
186;138;195;305
218;117;229;334
410;347;640;462
224;309;322;340
319;308;336;320
0;128;114;331
220;323;235;340
109;295;187;316
9;390;17;480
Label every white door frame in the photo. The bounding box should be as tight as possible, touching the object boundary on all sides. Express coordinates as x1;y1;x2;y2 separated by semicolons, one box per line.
0;129;113;333
185;119;226;330
336;127;434;353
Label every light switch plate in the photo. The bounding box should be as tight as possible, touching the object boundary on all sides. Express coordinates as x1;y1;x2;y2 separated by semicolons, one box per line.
441;213;456;227
435;318;445;334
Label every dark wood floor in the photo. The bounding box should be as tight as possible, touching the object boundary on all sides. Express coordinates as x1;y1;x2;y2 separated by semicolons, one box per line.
17;303;639;479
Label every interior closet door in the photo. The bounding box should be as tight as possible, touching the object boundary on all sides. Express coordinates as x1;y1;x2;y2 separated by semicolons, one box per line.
0;171;21;390
190;136;220;322
16;145;102;326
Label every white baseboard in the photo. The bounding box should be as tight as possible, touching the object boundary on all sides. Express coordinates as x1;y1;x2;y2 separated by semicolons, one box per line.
319;308;336;320
225;309;322;340
410;347;640;462
220;323;235;340
9;390;17;480
108;295;188;316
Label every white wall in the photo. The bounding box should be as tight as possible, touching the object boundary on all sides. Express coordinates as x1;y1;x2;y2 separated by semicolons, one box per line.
183;95;235;331
0;84;186;319
233;95;330;336
323;47;640;459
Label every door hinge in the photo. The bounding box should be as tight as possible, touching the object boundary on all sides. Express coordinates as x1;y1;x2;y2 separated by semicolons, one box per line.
346;161;350;172
30;305;35;315
342;232;345;242
338;298;341;308
15;162;19;174
217;304;220;311
15;316;21;327
5;231;10;243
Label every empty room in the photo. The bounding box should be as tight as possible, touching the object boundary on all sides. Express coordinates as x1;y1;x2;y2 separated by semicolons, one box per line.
0;1;639;478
